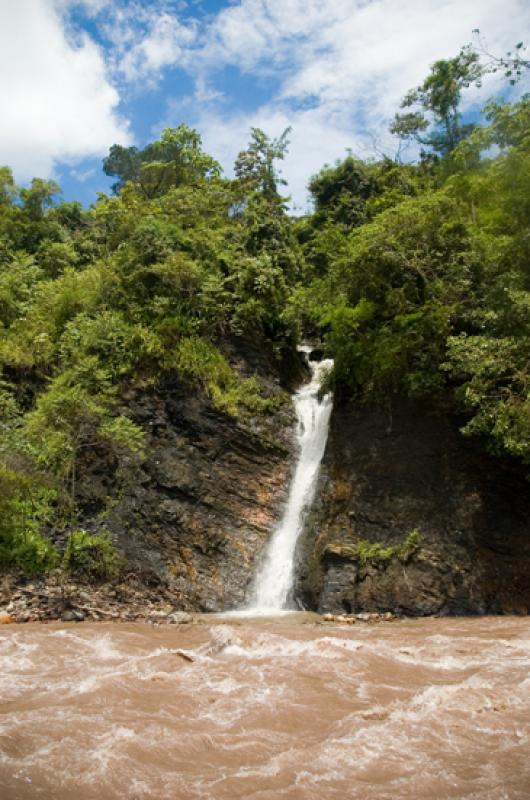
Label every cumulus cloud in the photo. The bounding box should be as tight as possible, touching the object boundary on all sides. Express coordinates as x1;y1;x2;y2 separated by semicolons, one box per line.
3;0;528;201
118;11;196;83
179;0;529;207
0;0;130;181
65;1;197;86
58;0;112;14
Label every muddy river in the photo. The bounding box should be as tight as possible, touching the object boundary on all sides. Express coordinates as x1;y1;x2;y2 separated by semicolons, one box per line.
1;615;529;799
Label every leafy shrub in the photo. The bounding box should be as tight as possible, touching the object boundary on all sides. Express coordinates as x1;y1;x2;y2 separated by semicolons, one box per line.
5;531;59;576
59;311;162;378
0;467;58;575
63;529;122;581
100;416;145;460
349;529;423;569
398;529;422;562
172;336;282;416
356;540;396;567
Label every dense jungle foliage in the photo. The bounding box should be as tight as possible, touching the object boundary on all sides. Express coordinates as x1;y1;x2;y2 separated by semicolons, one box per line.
1;43;529;575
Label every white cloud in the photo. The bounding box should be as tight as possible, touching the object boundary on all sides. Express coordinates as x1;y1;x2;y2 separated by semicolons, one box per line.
180;0;530;208
196;0;340;72
0;0;130;182
118;11;196;83
198;0;530;117
58;0;112;14
69;166;97;182
3;0;527;201
67;1;197;87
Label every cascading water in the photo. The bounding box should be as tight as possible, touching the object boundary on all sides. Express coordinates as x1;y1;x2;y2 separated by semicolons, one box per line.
244;348;334;614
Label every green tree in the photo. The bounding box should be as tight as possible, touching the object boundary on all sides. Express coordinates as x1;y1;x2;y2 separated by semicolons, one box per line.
391;50;483;156
467;30;529;85
308;156;377;229
0;166;16;206
103;124;221;197
20;178;61;221
235;127;291;198
228;128;302;337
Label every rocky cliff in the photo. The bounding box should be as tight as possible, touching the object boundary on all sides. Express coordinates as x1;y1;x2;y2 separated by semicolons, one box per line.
295;398;530;616
12;354;530;622
63;340;302;613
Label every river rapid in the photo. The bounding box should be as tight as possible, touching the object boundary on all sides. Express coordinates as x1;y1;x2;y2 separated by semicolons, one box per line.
2;616;530;800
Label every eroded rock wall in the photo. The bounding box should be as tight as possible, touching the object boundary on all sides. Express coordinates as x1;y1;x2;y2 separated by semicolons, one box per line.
71;344;300;613
295;399;530;616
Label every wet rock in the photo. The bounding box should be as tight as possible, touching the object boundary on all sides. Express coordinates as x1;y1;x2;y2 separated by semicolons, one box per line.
66;345;298;612
322;613;356;624
0;610;13;624
296;398;530;616
148;608;166;618
61;609;85;622
167;612;193;624
322;611;396;624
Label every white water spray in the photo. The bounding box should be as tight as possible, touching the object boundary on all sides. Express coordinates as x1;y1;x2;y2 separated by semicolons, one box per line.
244;349;334;614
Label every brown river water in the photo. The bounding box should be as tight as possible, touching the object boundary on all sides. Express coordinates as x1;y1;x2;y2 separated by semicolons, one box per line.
1;615;530;800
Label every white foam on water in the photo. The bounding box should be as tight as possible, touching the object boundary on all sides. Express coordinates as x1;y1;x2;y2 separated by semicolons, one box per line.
221;633;363;661
2;619;530;800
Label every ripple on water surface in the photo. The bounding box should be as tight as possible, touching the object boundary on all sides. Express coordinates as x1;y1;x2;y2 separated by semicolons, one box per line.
1;616;530;799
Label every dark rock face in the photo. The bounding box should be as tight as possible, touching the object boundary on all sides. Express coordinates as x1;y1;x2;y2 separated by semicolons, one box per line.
295;399;530;616
73;352;298;613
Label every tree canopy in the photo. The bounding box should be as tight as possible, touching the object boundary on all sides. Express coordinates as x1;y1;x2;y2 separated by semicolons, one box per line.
103;124;221;197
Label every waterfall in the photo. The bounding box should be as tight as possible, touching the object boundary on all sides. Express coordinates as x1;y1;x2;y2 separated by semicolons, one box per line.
244;348;334;614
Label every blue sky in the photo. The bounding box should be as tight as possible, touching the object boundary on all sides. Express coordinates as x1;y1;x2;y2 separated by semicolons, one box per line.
1;0;528;210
